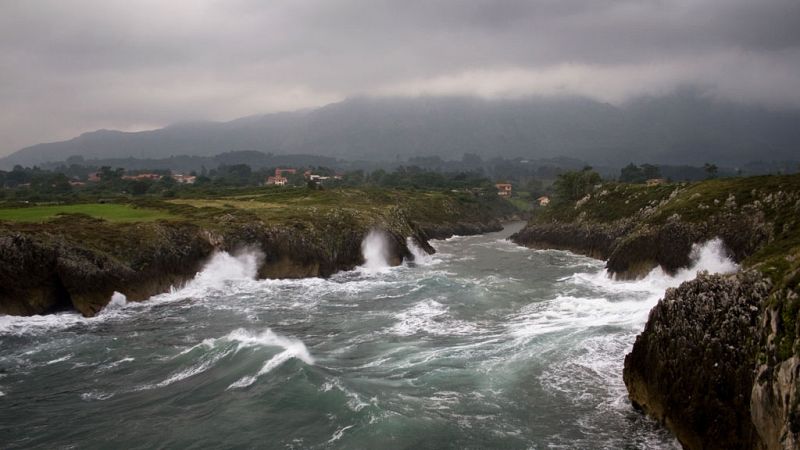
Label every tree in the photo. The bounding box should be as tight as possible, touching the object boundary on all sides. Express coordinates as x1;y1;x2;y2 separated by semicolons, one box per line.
99;166;124;181
553;167;601;203
342;170;365;186
128;180;150;195
641;164;661;180
5;165;30;187
704;163;718;179
619;163;644;183
523;178;544;197
620;163;661;183
368;169;386;185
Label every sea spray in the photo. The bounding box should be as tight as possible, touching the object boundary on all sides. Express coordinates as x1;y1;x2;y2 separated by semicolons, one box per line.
563;237;740;327
192;249;264;287
680;237;738;279
101;292;127;313
619;237;737;292
567;238;738;291
361;230;391;271
406;237;433;265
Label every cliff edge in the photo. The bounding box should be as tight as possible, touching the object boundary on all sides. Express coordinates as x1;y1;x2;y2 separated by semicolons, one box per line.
0;189;515;318
511;174;800;449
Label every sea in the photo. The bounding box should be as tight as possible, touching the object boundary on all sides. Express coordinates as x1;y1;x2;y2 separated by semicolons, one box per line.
0;222;739;449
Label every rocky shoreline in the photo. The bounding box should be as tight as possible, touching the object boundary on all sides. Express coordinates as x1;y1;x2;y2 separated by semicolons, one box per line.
511;175;800;449
0;210;505;318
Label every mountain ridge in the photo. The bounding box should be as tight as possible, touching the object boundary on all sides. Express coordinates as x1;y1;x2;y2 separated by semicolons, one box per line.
4;92;799;169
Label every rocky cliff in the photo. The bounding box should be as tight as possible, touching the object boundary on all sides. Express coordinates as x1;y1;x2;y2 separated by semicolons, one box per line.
623;271;771;449
511;174;800;449
1;190;515;318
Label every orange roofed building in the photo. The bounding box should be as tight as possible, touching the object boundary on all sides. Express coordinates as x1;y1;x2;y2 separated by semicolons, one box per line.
495;183;512;197
266;176;288;186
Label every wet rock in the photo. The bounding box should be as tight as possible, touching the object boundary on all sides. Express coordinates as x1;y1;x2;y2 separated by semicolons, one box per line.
0;210;508;316
623;271;771;449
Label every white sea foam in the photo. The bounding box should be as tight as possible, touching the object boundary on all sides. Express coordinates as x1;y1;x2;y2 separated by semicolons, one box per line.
569;238;738;304
137;332;270;391
361;230;391;272
144;249;265;305
0;250;266;335
667;237;738;281
327;425;354;444
0;312;89;336
97;357;135;372
512;238;739;341
320;377;371;412
226;328;314;389
389;298;479;337
508;237;738;446
190;249;263;289
108;291;127;308
45;355;72;365
98;291;128;316
406;237;436;265
81;391;114;401
477;238;530;253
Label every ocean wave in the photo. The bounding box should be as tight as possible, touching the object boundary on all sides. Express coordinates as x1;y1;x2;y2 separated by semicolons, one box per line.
567;237;738;300
138;346;233;391
225;328;314;390
406;237;439;266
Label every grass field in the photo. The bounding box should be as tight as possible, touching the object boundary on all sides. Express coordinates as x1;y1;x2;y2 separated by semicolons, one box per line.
0;203;176;223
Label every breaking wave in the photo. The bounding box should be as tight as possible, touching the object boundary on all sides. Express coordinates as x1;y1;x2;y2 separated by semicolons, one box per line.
225;328;314;389
189;249;263;289
0;224;731;448
361;230;391;272
406;237;435;265
505;237;737;448
569;237;738;304
0;249;266;334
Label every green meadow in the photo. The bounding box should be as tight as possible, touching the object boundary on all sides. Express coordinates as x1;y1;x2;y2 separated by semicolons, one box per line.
0;203;176;223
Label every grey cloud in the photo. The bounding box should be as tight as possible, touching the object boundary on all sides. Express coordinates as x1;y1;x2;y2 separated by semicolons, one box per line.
1;0;799;155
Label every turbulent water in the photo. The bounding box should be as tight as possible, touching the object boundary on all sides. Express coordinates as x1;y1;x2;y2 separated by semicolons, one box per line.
0;222;739;449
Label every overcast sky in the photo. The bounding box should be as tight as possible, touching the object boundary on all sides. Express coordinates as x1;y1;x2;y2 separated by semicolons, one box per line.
1;0;799;155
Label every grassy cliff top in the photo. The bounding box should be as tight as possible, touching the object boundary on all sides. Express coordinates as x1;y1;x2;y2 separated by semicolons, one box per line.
533;173;800;277
0;186;519;238
0;203;176;222
536;174;800;225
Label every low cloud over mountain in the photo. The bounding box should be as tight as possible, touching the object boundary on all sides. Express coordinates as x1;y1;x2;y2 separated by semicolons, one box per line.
3;92;798;169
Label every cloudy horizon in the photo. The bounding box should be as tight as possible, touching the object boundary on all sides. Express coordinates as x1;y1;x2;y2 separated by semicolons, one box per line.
2;0;800;156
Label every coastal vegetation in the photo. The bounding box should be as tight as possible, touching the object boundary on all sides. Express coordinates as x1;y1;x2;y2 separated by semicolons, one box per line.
529;172;800;273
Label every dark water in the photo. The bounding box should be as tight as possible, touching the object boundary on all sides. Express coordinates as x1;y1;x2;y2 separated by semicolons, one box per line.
2;222;738;449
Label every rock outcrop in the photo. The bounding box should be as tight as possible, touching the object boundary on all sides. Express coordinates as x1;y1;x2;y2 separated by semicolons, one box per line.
0;205;511;317
623;271;771;449
511;174;800;448
751;277;800;450
0;220;214;316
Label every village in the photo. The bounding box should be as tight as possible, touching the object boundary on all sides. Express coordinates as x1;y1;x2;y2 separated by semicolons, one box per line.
0;159;581;214
1;161;690;216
